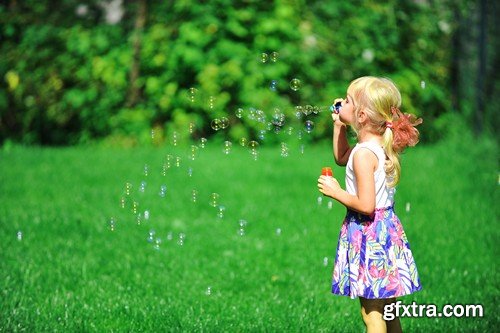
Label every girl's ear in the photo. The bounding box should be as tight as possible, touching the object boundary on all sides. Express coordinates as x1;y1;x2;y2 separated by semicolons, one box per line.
358;109;368;124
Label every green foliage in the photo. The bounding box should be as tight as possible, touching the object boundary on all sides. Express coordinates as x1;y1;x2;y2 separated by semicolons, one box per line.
0;0;493;145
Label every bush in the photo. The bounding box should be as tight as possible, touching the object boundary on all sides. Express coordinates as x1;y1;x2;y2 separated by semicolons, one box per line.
0;0;491;146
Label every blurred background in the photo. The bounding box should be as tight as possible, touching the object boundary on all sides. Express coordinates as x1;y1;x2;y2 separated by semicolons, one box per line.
0;0;498;147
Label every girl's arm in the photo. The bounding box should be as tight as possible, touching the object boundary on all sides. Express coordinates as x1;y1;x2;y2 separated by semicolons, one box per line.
318;148;377;215
333;120;352;166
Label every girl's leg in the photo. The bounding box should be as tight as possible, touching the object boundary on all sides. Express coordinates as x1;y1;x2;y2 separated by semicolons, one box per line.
384;298;402;333
359;297;387;333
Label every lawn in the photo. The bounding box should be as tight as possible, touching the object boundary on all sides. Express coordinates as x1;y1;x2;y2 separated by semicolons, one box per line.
0;135;498;332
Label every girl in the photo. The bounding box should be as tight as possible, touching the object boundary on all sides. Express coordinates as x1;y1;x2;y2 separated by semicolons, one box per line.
318;76;423;333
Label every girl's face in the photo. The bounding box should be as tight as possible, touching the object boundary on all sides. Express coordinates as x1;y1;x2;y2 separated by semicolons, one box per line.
338;94;355;125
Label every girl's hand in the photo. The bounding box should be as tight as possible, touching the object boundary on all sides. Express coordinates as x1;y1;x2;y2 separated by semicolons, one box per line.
317;175;341;198
332;98;345;125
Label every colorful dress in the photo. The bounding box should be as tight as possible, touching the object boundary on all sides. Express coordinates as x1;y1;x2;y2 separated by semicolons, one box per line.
331;142;422;299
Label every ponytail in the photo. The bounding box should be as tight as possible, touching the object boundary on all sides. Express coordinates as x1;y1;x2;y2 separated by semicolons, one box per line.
383;127;401;187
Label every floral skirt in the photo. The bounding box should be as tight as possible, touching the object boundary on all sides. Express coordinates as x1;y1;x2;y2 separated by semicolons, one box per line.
331;206;422;299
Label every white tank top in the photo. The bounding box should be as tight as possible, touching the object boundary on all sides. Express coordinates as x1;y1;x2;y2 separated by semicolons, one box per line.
345;141;395;208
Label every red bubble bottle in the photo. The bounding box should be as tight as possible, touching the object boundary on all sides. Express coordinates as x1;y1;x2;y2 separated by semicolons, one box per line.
321;167;333;177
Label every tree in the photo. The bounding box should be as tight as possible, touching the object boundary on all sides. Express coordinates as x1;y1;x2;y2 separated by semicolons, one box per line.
126;0;147;107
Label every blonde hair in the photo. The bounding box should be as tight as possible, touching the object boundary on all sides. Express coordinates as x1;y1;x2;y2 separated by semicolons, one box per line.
347;76;405;187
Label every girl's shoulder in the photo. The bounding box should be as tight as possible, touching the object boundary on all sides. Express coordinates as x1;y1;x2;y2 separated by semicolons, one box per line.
353;141;384;156
349;142;385;171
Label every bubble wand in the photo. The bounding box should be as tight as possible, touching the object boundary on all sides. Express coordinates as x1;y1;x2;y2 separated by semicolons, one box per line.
329;100;342;114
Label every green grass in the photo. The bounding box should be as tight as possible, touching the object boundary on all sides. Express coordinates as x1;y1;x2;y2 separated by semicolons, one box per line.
0;136;498;332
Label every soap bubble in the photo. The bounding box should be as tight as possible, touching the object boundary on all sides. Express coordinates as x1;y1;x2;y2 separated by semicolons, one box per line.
172;132;179;146
258;130;266;141
143;165;149;177
290;78;301;91
159;185;167;197
239;138;247;147
217;205;226;219
269;80;278;91
295;111;303;120
305;120;314;133
206;286;212;296
238;219;247;236
261;52;269;63
211;119;222;131
248;140;259;149
270;51;279;62
109;218;116;231
317;196;323;205
210;193;220;207
178;233;186;246
272;108;285;127
144;210;150;220
248;140;259;160
189;122;195;134
188;167;193;177
154;238;162;250
139;181;147;193
200;137;207;148
420;81;426;89
125;183;132;196
220;117;229;129
147;230;155;243
189;145;198;160
208;96;216;109
280;142;289;157
120;197;125;208
172;131;179;146
235;108;244;118
276;228;282;236
248;108;256;120
192;189;198;203
255;109;266;123
304;105;313;115
188;87;197;103
223;141;232;154
175;157;181;167
323;257;329;266
132;201;138;214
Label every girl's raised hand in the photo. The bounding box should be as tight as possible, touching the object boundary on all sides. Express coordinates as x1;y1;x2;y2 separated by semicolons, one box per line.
317;175;341;198
332;98;344;124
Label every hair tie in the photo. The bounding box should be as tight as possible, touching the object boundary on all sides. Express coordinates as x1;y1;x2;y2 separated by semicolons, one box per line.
389;106;423;152
386;121;393;129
